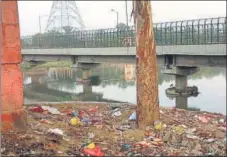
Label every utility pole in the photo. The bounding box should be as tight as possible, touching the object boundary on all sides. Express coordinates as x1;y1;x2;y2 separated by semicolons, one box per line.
132;1;160;129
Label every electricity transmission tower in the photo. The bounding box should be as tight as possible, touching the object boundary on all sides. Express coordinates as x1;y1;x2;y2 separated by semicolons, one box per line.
45;1;85;33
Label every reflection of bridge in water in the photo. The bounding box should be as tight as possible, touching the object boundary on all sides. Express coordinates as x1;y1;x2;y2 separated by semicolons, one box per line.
46;64;135;82
23;65;226;110
48;68;75;80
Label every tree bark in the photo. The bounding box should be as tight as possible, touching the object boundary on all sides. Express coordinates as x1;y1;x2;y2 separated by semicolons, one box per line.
132;1;160;129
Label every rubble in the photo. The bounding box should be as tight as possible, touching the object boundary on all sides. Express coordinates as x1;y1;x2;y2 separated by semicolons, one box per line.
1;103;226;156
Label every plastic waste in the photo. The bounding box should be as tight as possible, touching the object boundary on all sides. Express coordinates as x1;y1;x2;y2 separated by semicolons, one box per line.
112;111;122;117
87;142;95;149
219;119;224;123
174;126;185;134
145;130;151;137
48;128;64;136
144;126;151;137
41;106;61;115
91;116;103;124
129;111;136;121
89;107;98;112
1;148;6;153
118;124;131;131
70;117;80;126
72;111;78;117
218;126;226;132
122;144;131;149
224;137;226;143
57;150;63;154
120;144;131;152
79;110;87;117
133;141;150;148
185;128;196;134
186;135;199;140
40;119;53;124
81;117;90;124
112;108;120;112
29;106;44;113
88;132;95;139
198;116;210;123
154;120;163;131
82;146;104;157
206;138;215;143
151;138;163;146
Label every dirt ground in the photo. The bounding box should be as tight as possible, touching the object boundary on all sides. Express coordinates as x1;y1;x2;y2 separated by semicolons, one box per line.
1;103;226;156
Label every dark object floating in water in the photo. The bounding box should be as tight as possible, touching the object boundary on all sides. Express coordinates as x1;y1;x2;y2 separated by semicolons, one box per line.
165;86;199;97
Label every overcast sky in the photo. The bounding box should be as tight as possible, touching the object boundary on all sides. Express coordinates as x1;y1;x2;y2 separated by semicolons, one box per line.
18;1;226;36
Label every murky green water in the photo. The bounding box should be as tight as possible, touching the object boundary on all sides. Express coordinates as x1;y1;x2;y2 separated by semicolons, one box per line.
23;64;226;115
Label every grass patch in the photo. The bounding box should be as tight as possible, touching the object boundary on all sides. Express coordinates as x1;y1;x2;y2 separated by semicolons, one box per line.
37;61;72;68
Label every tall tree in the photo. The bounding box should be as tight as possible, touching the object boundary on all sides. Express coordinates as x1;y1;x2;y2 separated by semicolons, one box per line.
116;23;130;31
132;1;160;129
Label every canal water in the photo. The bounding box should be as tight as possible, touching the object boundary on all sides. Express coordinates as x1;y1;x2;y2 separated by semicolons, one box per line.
23;64;226;115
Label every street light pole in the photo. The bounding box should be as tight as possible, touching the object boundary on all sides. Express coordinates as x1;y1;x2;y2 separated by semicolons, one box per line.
39;15;42;34
38;15;42;47
116;11;119;26
125;0;129;53
125;0;128;28
111;9;119;27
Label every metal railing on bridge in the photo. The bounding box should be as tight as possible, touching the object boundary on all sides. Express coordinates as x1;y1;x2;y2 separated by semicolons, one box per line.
21;17;226;49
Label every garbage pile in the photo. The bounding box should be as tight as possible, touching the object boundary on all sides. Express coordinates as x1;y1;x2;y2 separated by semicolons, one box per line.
1;103;226;156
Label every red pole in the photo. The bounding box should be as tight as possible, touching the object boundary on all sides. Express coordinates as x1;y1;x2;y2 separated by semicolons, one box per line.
1;1;27;132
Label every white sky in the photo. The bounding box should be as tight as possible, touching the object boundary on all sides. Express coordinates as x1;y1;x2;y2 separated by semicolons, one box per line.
18;1;226;36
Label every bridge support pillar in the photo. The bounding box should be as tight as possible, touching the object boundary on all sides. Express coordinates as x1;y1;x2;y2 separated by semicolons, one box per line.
176;96;188;109
82;69;92;94
1;1;27;133
175;75;187;91
72;63;100;94
163;66;199;91
163;66;199;109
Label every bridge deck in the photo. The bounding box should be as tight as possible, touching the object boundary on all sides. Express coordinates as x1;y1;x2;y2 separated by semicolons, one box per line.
22;44;226;56
22;44;226;67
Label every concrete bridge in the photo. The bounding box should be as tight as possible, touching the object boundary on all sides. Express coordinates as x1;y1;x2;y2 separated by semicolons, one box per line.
22;44;226;67
22;17;226;67
21;17;226;108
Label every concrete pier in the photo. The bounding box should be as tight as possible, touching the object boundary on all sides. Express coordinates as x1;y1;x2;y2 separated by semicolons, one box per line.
176;96;188;109
163;66;199;108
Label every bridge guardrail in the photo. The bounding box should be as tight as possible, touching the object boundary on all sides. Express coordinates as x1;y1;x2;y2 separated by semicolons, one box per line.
21;17;226;49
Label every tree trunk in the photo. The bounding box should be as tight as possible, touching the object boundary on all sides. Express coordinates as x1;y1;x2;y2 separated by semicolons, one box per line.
133;1;160;129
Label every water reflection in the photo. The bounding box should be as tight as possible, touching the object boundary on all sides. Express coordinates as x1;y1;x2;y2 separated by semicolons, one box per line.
23;64;226;115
